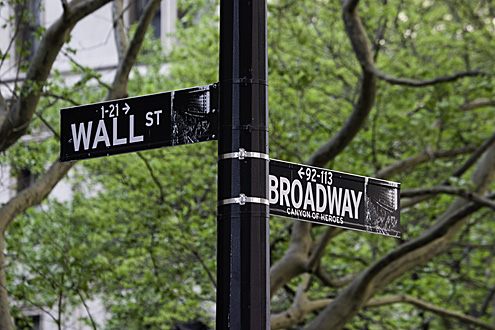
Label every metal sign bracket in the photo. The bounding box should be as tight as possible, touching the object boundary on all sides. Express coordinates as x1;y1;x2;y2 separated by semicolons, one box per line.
218;193;270;206
218;148;269;161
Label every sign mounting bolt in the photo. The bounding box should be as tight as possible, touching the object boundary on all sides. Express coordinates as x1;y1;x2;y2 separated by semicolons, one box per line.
239;148;246;160
238;193;247;205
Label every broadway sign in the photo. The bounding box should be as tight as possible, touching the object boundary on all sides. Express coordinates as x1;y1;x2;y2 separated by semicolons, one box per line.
269;159;401;237
60;85;218;162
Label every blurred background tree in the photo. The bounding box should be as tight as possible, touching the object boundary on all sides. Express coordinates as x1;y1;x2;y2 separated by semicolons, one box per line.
1;0;494;329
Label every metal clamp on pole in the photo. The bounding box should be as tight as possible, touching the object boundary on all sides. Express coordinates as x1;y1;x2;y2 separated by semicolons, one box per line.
218;193;270;206
218;148;269;161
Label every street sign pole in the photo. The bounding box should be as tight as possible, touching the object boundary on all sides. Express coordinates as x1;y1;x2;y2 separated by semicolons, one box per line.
217;0;270;328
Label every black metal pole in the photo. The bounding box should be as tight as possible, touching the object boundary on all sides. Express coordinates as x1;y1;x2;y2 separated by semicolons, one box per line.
217;0;269;329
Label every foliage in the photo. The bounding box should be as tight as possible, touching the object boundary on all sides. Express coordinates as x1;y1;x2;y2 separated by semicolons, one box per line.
267;0;495;328
2;0;495;329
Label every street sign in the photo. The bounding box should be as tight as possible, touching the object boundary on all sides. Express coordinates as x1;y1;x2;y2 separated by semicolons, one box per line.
269;159;401;237
60;85;218;162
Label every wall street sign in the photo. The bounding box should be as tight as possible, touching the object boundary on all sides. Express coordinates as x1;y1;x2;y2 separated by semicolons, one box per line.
60;85;218;162
269;159;401;237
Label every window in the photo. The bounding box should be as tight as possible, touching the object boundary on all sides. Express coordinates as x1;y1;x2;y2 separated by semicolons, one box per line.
16;167;34;193
14;0;42;65
15;314;41;330
126;0;178;50
127;0;161;39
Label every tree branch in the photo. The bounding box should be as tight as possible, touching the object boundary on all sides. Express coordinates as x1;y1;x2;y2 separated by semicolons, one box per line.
401;186;495;210
270;220;313;298
366;294;495;330
274;1;495;327
274;290;495;330
61;50;112;90
0;93;8;130
383;130;495;209
449;129;495;179
305;0;376;168
342;2;491;91
112;0;128;61
181;241;217;289
136;152;165;203
271;274;333;330
460;98;495;111
342;0;360;13
400;195;433;209
306;227;343;272
0;0;164;228
305;118;495;329
0;237;14;330
110;0;161;99
375;146;476;180
481;287;495;318
315;267;356;288
0;0;113;153
0;161;74;234
34;112;59;140
271;0;379;301
0;0;165;238
0;2;170;328
372;67;489;87
75;289;98;330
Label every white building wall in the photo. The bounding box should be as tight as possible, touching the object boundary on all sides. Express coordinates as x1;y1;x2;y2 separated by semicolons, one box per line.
44;1;118;74
19;297;107;330
0;164;16;204
0;0;177;89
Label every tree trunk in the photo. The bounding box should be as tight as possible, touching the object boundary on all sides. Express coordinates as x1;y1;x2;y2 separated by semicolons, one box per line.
0;235;14;330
